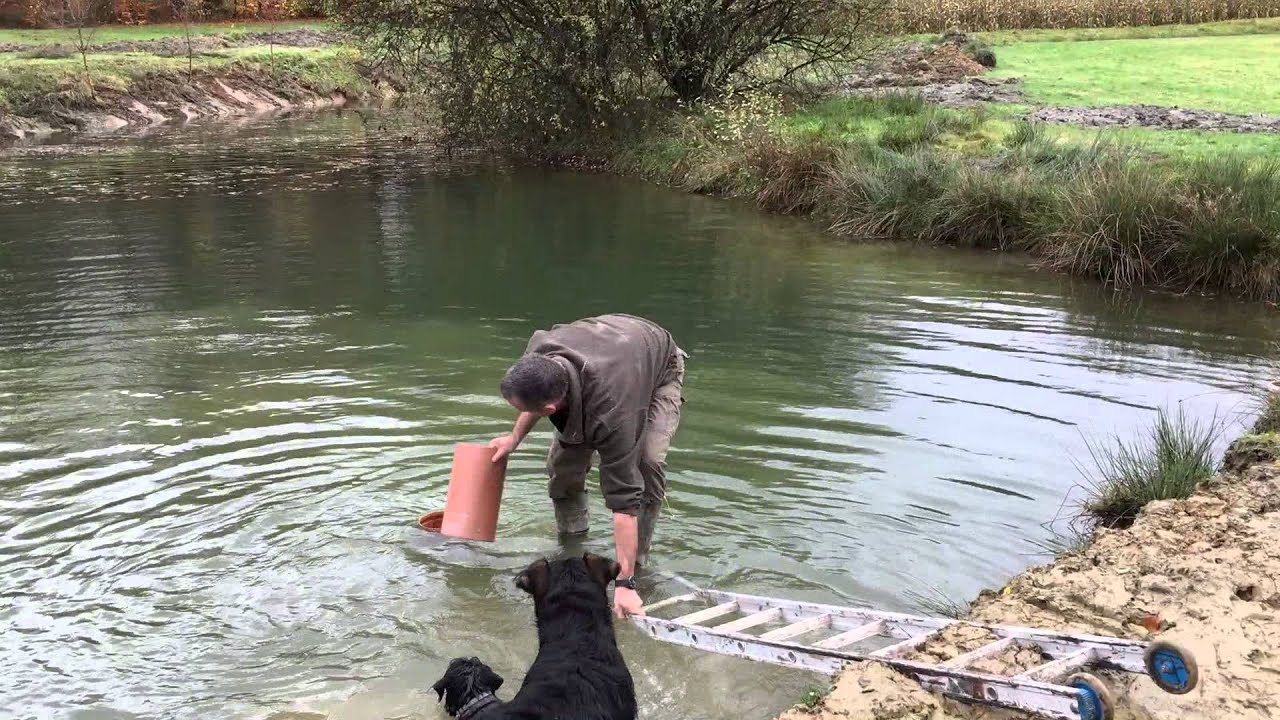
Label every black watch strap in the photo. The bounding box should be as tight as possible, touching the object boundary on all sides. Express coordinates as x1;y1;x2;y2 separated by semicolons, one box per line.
615;575;637;590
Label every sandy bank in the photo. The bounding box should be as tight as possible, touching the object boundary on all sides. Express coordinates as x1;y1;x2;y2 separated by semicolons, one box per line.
782;437;1280;720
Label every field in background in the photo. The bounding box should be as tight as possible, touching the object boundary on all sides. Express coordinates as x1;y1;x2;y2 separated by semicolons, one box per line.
0;20;327;45
885;0;1280;32
991;34;1280;115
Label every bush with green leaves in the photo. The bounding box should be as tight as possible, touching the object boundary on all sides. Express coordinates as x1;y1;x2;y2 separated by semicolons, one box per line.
336;0;887;150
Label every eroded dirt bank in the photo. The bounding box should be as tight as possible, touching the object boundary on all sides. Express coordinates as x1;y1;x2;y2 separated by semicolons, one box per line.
0;69;379;145
782;438;1280;720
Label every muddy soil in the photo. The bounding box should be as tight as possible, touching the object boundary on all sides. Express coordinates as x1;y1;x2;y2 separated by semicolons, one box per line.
851;77;1026;107
847;34;991;89
1030;105;1280;134
781;444;1280;720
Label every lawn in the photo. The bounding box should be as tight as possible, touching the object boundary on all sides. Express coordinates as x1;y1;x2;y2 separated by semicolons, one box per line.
991;34;1280;115
0;20;330;46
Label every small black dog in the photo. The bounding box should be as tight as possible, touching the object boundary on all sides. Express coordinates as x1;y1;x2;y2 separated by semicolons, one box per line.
431;553;637;720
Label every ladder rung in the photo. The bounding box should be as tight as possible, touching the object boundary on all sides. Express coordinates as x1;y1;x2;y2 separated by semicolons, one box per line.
713;608;781;633
870;624;951;659
759;614;832;642
813;620;886;649
942;637;1017;669
1016;648;1094;681
642;593;699;614
673;601;739;626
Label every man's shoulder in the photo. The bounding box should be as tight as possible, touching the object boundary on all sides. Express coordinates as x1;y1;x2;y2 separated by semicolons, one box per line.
535;314;669;338
583;313;670;336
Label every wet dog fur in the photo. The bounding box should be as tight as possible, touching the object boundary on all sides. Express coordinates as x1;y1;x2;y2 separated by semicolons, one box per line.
431;553;637;720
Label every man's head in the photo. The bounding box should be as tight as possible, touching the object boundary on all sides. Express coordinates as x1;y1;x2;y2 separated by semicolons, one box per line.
500;354;569;416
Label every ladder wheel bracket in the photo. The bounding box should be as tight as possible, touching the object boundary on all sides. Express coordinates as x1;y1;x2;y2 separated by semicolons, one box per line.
1143;640;1199;694
1068;672;1115;720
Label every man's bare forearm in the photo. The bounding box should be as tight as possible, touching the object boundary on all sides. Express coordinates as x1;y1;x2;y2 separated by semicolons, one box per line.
612;512;639;579
510;411;540;445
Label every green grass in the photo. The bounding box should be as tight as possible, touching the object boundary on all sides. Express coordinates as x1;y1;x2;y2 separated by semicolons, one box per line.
0;46;364;113
1082;407;1222;528
620;92;1280;302
778;95;1001;153
975;17;1280;45
1047;123;1280;157
0;20;330;47
905;585;972;619
1252;390;1280;434
797;684;833;711
992;34;1280;115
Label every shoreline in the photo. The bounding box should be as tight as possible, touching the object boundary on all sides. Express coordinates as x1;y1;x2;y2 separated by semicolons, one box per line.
1;73;361;145
780;428;1280;720
0;31;388;147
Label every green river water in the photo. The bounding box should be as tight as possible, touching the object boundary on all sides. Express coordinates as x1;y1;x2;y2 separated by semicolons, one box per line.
0;113;1276;720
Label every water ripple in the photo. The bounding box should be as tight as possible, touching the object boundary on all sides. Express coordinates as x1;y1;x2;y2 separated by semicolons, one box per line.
0;114;1275;720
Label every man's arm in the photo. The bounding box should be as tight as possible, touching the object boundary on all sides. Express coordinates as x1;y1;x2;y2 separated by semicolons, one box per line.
611;512;645;618
595;425;647;618
490;411;541;461
612;512;639;581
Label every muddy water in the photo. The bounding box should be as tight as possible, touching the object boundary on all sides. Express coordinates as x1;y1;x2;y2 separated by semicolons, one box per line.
0;114;1275;720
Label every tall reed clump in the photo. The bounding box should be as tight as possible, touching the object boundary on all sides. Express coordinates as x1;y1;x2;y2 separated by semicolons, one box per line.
1081;407;1222;528
627;95;1280;302
1041;154;1280;302
885;0;1280;32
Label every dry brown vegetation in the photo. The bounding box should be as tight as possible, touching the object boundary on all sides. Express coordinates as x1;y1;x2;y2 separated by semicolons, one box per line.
883;0;1280;32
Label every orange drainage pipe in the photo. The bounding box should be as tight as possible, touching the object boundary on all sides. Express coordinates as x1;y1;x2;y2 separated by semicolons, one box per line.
420;443;508;541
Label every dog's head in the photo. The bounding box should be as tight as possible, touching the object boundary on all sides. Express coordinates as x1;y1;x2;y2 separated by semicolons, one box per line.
515;552;620;604
430;656;505;717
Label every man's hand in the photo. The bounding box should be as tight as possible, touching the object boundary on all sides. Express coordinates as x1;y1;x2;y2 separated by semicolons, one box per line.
613;587;645;619
489;435;518;462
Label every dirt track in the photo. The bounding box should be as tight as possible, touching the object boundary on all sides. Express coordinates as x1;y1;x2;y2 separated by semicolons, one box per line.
781;439;1280;720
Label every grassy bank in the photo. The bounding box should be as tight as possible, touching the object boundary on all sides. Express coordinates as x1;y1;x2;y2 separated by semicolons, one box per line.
614;20;1280;304
0;22;370;139
0;46;369;124
619;94;1280;301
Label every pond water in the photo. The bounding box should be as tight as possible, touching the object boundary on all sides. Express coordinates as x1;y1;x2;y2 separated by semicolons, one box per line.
1;113;1275;720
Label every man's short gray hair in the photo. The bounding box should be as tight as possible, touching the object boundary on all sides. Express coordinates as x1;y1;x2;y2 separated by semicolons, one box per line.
500;354;569;409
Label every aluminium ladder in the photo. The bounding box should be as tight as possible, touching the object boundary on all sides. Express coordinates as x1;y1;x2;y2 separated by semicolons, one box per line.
633;588;1197;720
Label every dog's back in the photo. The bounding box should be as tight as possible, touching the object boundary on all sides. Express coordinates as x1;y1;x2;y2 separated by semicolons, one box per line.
433;554;636;720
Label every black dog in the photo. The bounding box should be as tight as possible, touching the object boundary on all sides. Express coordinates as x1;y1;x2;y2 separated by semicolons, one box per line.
431;553;637;720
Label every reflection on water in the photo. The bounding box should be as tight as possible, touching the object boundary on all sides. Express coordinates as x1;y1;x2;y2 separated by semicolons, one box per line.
1;113;1275;720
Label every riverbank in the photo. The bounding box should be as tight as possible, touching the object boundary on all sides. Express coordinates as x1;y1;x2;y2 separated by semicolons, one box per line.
4;20;1279;301
611;24;1280;305
0;24;384;143
780;423;1280;720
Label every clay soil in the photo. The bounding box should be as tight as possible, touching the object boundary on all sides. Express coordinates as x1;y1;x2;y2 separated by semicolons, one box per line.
781;453;1280;720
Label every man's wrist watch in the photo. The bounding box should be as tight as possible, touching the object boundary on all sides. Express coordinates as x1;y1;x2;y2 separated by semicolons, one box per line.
615;575;637;590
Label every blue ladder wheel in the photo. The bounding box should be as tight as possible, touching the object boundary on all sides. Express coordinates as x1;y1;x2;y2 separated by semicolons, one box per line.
1144;639;1199;694
1069;672;1115;720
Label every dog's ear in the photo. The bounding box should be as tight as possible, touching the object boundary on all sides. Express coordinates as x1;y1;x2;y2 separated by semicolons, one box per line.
583;552;621;587
479;662;505;693
431;676;447;703
515;558;549;598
